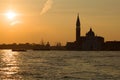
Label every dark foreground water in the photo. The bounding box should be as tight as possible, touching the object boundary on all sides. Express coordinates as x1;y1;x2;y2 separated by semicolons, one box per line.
0;50;120;80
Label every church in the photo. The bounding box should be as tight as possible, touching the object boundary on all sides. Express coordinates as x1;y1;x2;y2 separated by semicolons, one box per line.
66;15;104;51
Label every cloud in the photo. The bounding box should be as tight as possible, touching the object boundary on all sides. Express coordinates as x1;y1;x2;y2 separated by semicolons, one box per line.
40;0;53;15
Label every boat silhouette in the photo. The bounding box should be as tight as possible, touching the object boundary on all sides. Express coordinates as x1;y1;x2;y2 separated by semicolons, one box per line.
12;49;27;52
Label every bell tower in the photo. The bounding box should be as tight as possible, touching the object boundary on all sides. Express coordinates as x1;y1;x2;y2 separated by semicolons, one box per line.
76;14;81;42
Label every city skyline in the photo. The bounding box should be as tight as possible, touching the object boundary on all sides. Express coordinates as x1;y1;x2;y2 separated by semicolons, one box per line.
0;0;120;45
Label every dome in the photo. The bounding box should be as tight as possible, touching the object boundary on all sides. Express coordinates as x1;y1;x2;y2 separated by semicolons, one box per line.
86;28;95;37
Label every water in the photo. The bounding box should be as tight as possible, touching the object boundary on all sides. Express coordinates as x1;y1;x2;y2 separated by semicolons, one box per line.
0;50;120;80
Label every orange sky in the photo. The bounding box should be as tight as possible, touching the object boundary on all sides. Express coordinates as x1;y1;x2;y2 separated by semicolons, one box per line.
0;0;120;45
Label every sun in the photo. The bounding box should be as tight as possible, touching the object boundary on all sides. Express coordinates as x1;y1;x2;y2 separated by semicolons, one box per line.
4;10;22;26
5;11;16;20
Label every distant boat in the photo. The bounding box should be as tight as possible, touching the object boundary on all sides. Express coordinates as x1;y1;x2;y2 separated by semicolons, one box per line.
32;48;50;51
12;49;27;52
32;45;50;51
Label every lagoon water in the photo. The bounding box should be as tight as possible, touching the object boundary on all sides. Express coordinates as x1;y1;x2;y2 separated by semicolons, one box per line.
0;50;120;80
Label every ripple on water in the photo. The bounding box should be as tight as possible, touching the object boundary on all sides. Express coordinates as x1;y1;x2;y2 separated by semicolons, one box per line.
0;50;120;80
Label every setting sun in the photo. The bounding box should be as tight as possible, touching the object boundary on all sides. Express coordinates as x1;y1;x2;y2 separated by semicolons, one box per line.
5;11;16;20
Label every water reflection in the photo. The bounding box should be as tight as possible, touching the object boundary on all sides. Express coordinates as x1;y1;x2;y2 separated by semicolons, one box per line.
0;50;22;79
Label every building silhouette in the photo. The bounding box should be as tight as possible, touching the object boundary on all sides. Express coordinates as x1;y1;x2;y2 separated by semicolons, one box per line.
66;14;104;51
104;41;120;51
0;14;119;51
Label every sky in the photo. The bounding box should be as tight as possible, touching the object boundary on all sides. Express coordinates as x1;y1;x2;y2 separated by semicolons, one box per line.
0;0;120;45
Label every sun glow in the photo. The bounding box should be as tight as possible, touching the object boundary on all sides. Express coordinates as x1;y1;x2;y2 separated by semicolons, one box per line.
5;11;17;20
4;10;22;26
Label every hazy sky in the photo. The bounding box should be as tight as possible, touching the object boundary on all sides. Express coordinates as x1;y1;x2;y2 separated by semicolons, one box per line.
0;0;120;45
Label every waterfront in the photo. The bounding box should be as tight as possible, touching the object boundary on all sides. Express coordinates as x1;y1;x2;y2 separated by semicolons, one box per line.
0;50;120;80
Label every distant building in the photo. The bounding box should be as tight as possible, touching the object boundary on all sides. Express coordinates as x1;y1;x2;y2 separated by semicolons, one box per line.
104;41;120;51
66;14;104;51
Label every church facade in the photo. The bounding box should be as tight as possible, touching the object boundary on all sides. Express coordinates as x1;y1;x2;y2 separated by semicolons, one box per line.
66;15;104;51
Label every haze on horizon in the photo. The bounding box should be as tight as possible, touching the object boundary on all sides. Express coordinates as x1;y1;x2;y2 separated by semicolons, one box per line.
0;0;120;45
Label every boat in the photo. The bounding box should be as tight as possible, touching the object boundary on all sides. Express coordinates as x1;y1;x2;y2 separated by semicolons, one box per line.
32;49;50;51
12;49;27;52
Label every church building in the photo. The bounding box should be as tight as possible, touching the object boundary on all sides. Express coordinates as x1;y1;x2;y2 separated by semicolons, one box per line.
66;15;104;51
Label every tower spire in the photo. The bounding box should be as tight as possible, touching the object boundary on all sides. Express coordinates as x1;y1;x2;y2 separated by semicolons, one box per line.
76;13;80;27
76;13;81;42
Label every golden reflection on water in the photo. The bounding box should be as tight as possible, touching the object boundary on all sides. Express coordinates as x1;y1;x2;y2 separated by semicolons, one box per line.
0;50;22;79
